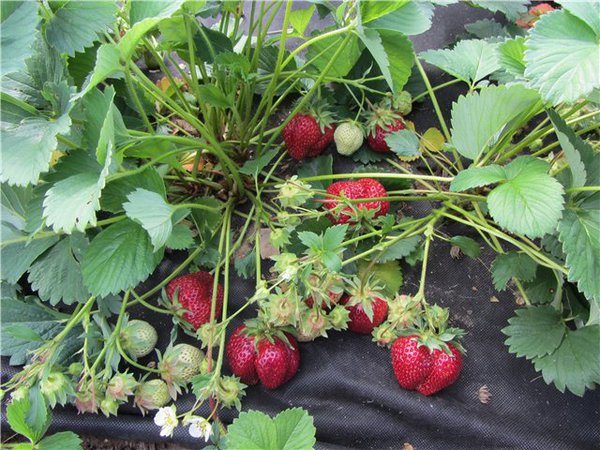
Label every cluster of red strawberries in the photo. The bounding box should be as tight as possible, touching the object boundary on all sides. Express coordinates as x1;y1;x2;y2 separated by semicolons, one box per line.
165;270;463;395
282;96;409;160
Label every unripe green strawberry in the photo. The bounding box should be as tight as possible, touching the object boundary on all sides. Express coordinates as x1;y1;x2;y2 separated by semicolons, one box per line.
334;122;363;156
217;375;246;410
68;362;83;376
159;343;204;398
393;91;413;116
120;320;158;359
134;379;170;414
40;371;73;408
329;305;350;330
100;397;119;417
106;372;138;401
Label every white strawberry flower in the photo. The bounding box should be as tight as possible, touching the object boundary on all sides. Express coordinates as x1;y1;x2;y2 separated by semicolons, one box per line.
184;415;212;441
154;405;178;437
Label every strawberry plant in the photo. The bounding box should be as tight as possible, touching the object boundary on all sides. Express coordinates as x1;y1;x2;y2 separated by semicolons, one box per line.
1;0;598;447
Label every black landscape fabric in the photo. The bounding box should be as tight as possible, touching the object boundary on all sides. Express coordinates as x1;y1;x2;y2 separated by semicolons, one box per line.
2;3;599;449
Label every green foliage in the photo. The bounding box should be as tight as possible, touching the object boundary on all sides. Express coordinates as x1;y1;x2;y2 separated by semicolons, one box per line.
124;188;176;251
298;225;347;272
533;325;600;396
524;6;600;104
81;219;163;297
449;236;480;259
0;1;40;76
450;85;540;160
226;408;316;450
453;157;565;238
491;252;537;291
502;306;566;359
557;193;600;307
45;1;117;57
385;129;421;158
0;290;78;365
421;39;500;85
358;27;414;94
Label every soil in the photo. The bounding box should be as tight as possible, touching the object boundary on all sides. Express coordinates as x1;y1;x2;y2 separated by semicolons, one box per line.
83;437;187;450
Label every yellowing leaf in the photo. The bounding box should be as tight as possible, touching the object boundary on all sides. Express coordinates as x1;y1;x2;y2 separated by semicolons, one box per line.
420;128;445;152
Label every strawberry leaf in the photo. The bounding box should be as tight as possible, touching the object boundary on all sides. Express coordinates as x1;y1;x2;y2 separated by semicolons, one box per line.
502;306;566;359
81;219;163;297
449;236;481;259
557;193;600;307
421;39;501;85
491;251;537;291
533;325;600;396
524;8;600;105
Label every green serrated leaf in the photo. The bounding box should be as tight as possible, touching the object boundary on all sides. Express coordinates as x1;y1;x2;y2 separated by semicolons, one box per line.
166;224;194;250
38;432;82;450
307;28;361;78
358;260;403;297
421;39;500;85
547;109;599;188
450;85;540;160
377;234;421;263
45;1;117;57
1;114;72;187
239;149;279;177
450;236;481;259
366;2;434;36
273;408;317;450
226;410;278;449
491;251;538;291
498;36;526;79
297;155;332;191
6;398;36;442
235;248;256;280
385;129;420;158
1;236;60;285
470;1;528;20
465;19;509;39
101;168;165;213
360;0;408;23
28;234;90;306
124;188;174;251
81;219;162;297
524;9;600;105
290;5;315;36
557;193;600;306
533;325;600;396
0;293;72;366
523;266;559;304
358;27;414;94
450;164;506;191
322;225;348;252
487;156;565;238
502;306;565;359
0;1;40;76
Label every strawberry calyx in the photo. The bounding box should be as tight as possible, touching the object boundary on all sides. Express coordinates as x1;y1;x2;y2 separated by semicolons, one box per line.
364;100;405;136
295;97;337;132
242;318;296;350
344;275;388;322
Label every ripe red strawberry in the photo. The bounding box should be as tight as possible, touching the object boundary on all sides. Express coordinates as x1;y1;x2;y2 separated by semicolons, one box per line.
368;118;405;153
166;271;223;330
226;325;259;385
226;326;300;389
283;114;335;160
323;178;390;224
341;294;388;334
390;335;462;395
